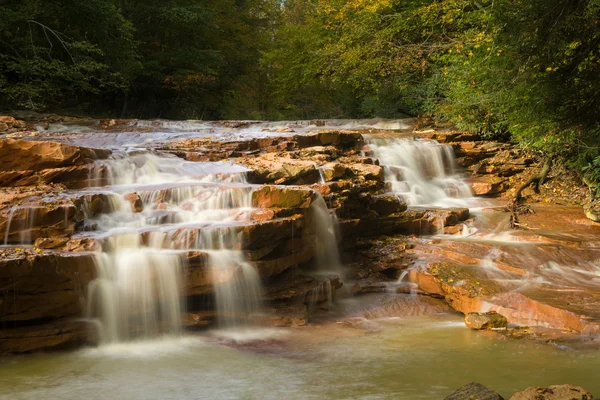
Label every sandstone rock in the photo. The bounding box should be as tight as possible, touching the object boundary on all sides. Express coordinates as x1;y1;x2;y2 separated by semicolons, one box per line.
293;131;364;148
349;163;385;181
370;194;407;216
252;186;315;209
0;138;111;172
509;385;593;400
464;311;508;330
0;320;93;354
0;122;8;132
445;382;504;400
0;253;97;322
124;192;144;213
1;202;80;245
243;156;321;185
321;162;348;181
470;176;509;196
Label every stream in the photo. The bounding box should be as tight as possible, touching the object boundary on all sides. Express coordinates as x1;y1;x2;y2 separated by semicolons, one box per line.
1;119;599;399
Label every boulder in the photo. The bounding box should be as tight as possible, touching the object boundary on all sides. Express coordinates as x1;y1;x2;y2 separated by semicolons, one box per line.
445;382;504;400
509;385;593;400
124;192;144;213
464;311;508;330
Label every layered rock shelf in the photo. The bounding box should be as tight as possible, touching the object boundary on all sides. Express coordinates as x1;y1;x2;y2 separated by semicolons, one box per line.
1;117;599;355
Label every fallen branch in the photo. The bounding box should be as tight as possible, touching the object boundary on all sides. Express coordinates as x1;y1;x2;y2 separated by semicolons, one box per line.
507;159;549;229
513;158;551;202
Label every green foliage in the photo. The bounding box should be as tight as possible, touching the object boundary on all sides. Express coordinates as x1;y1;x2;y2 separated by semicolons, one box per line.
0;0;277;118
2;0;600;183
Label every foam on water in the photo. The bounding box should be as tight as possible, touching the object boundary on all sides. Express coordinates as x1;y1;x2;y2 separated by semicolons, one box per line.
366;137;474;207
83;150;263;343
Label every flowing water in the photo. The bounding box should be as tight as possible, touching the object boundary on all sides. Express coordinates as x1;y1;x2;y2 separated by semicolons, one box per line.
1;310;600;400
366;137;474;207
3;119;600;398
81;150;263;339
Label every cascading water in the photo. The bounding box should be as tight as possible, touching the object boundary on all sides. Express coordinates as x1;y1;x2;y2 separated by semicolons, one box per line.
366;138;473;207
309;194;343;277
83;150;264;342
3;206;40;245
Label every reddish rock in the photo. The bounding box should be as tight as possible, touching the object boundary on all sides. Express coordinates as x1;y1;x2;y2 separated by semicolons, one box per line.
0;253;97;323
509;385;593;400
370;194;407;216
0;138;110;171
124;192;144;213
252;186;315;209
349;163;385;181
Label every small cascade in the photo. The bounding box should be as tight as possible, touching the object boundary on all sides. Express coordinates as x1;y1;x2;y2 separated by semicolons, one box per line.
309;194;343;277
208;249;263;327
366;138;472;207
306;279;333;318
3;206;40;245
86;237;184;344
83;151;263;342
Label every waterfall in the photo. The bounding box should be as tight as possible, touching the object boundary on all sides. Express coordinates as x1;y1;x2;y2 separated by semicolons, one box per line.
366;138;472;207
208;250;263;327
309;193;343;277
3;206;40;245
83;151;262;342
86;239;184;344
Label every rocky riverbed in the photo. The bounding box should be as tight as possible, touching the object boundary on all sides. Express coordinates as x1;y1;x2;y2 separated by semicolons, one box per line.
0;115;598;397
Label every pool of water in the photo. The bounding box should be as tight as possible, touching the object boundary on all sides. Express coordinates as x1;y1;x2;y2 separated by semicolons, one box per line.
1;314;598;399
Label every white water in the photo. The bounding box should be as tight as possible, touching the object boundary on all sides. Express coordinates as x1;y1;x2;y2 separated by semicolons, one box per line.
367;138;473;207
309;194;343;277
3;206;40;245
83;150;264;342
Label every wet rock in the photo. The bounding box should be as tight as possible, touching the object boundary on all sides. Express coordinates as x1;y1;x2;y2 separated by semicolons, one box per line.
0;320;94;354
509;385;593;400
338;211;430;239
124;192;144;213
370;194;407;216
445;382;504;400
0;253;97;323
464;311;508;330
1;202;81;245
252;186;315;209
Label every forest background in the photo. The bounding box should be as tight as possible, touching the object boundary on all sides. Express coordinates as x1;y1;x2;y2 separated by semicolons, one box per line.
1;0;600;180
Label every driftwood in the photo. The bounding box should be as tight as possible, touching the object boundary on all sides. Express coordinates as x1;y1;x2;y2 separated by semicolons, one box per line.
508;158;550;229
513;158;551;201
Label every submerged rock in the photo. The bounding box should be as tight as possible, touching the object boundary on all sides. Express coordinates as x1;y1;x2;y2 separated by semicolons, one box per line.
509;385;593;400
445;382;504;400
465;311;508;330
